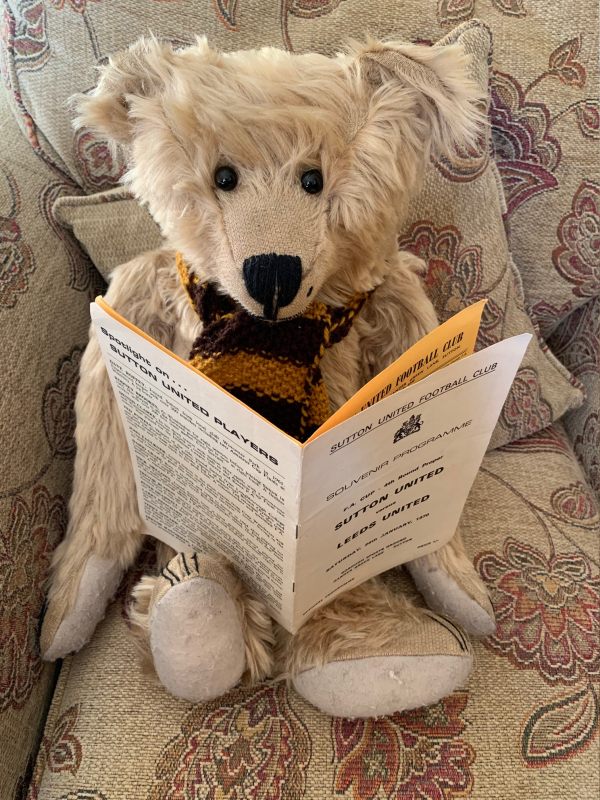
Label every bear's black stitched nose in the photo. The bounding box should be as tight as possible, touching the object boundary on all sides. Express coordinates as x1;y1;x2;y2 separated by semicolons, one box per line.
242;253;302;320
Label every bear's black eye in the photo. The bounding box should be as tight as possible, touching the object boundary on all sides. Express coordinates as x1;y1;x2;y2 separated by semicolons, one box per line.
214;166;238;191
300;169;323;195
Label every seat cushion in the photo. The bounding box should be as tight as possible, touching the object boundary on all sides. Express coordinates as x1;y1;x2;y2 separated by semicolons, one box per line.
29;424;599;800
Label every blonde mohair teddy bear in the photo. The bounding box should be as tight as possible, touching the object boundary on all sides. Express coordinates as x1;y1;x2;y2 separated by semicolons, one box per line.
40;34;495;718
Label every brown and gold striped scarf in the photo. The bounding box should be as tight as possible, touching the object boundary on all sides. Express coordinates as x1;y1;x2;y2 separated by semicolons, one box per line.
177;253;369;441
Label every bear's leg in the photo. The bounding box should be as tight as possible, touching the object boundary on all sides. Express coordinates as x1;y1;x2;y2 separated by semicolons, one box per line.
287;576;472;718
40;548;133;662
406;529;495;636
129;551;274;702
40;335;144;661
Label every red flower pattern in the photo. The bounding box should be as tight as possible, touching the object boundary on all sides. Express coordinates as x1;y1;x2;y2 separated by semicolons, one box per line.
437;0;475;25
477;538;600;683
490;71;560;217
573;413;599;495
547;37;587;88
434;135;490;184
332;692;475;800
148;683;311;800
42;347;82;459
49;0;100;13
0;171;35;309
398;222;503;349
212;0;240;30
26;705;84;800
553;181;600;299
438;0;526;25
575;99;600;139
1;1;49;70
288;0;344;18
399;223;478;315
500;368;553;442
500;423;571;457
550;481;599;523
548;294;599;379
74;129;125;192
0;486;65;710
492;0;526;14
528;299;576;338
280;0;344;50
43;704;83;775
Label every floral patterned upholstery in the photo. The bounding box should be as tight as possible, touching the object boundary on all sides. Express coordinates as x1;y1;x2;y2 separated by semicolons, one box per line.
549;297;600;496
25;425;600;800
0;1;598;798
0;77;97;797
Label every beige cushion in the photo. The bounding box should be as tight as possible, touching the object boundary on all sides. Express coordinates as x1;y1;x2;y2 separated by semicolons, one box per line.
30;424;600;800
0;81;95;799
54;188;163;279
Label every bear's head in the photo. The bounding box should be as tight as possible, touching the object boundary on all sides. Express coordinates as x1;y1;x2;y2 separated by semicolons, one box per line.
78;36;483;320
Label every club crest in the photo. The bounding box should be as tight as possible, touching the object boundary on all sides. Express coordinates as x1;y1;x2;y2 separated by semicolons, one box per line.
394;413;423;443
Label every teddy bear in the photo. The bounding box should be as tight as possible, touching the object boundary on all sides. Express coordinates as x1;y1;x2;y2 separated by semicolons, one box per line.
40;34;496;718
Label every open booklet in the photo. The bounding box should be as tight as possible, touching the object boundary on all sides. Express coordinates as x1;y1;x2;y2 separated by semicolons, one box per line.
91;296;530;633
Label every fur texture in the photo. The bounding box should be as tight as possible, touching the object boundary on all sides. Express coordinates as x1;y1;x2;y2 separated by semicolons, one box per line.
76;35;484;320
279;576;425;676
129;553;275;685
42;36;492;711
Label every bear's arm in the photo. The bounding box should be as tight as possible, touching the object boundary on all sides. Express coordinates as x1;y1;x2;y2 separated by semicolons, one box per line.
354;251;438;380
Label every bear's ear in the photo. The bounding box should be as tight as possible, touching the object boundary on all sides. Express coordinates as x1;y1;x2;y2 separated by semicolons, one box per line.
75;37;180;144
357;40;485;158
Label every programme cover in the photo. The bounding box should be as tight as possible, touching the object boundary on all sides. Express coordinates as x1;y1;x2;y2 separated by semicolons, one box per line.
91;298;530;632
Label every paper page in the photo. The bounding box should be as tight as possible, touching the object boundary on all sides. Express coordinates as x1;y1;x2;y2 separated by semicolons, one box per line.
91;300;303;629
307;299;486;442
292;334;531;631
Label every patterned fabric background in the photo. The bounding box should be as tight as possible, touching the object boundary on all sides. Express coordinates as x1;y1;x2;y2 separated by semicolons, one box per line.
25;425;600;800
0;1;598;798
0;79;99;798
1;3;597;462
550;296;600;497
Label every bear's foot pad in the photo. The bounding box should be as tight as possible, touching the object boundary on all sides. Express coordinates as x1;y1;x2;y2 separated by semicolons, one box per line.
150;553;245;703
292;612;472;718
42;555;123;661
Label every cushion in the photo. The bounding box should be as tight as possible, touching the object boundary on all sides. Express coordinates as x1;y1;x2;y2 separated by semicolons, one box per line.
489;34;599;338
549;297;600;497
54;188;163;276
1;2;597;341
53;21;583;450
0;81;97;798
29;424;600;799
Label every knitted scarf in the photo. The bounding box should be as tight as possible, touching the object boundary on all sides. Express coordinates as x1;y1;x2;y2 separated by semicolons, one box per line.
176;253;369;441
